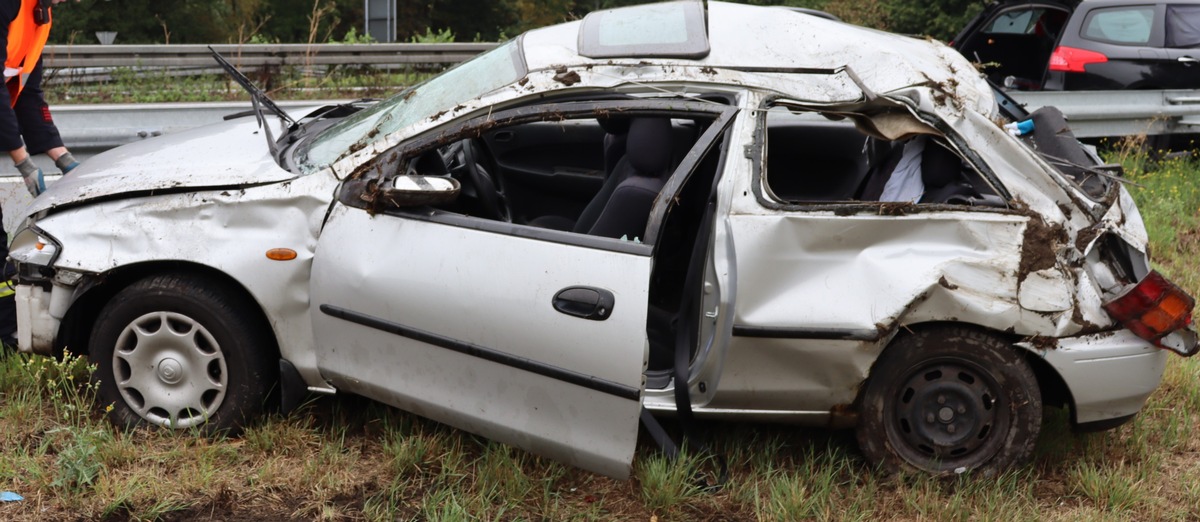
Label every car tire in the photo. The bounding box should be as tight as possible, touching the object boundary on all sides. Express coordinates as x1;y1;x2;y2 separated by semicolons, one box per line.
856;326;1041;476
90;273;275;435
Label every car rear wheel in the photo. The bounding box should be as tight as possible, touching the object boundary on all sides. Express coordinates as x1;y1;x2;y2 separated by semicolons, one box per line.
856;326;1041;476
90;273;275;435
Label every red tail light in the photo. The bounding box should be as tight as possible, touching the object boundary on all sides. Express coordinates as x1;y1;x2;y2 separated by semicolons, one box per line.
1103;271;1195;344
1048;46;1108;73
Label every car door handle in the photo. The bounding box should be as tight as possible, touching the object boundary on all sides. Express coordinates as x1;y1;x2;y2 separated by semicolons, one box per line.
553;286;615;321
1180;56;1199;64
492;130;515;142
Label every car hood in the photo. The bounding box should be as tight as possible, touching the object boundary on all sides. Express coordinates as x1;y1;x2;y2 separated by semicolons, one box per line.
24;115;295;216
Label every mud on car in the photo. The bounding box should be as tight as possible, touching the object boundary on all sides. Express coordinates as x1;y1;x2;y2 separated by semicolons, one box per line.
10;0;1197;478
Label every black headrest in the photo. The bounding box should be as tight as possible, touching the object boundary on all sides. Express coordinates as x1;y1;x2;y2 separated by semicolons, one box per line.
921;140;962;188
598;116;631;135
626;118;672;175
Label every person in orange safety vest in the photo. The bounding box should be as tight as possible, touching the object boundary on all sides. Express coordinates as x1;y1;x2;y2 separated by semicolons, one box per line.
0;0;74;350
2;0;77;198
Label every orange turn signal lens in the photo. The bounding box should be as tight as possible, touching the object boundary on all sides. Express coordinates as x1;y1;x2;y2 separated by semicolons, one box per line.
1159;293;1192;321
265;248;297;261
1141;308;1177;334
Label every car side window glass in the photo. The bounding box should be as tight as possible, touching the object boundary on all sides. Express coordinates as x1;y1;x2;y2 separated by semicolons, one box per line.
1166;5;1200;48
762;106;1003;207
1082;6;1155;45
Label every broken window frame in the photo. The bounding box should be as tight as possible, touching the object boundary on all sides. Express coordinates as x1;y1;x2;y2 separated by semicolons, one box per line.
750;98;1012;213
338;98;736;254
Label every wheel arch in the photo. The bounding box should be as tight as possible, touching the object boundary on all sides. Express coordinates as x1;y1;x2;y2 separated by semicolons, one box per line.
859;321;1073;415
853;320;1045;474
55;261;281;363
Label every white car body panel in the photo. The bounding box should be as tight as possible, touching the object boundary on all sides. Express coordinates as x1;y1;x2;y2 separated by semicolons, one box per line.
24;172;338;387
310;204;650;479
26;114;304;217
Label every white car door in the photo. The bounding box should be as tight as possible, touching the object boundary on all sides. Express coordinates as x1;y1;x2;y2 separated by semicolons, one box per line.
308;98;738;478
309;202;651;479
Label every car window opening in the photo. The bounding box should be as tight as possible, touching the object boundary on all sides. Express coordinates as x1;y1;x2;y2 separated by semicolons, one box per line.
385;110;716;247
762;106;1005;206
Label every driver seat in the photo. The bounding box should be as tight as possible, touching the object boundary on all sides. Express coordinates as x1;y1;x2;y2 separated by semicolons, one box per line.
576;117;674;239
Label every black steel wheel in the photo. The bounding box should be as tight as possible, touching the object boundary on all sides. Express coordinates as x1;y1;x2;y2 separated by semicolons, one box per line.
90;273;276;435
856;326;1041;476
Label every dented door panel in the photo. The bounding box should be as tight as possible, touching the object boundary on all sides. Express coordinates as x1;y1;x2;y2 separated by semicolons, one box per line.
698;337;882;421
727;212;1031;333
310;204;650;479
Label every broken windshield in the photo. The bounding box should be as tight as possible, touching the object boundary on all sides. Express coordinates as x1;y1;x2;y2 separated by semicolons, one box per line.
299;40;526;173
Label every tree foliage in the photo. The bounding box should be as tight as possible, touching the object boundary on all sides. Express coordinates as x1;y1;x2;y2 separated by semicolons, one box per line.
45;0;982;45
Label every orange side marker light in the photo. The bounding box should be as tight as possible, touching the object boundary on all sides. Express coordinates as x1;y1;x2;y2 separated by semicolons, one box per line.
266;248;297;261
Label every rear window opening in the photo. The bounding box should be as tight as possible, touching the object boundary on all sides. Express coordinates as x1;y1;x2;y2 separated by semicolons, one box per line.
761;107;1004;207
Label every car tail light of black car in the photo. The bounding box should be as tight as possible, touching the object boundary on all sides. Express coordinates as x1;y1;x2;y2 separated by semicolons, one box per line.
1047;45;1109;73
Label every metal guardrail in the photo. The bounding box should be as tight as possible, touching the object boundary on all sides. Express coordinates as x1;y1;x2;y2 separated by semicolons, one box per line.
1008;90;1200;139
35;43;1200;140
41;43;498;69
47;100;333;149
32;90;1200;150
31;90;1200;153
0;100;333;233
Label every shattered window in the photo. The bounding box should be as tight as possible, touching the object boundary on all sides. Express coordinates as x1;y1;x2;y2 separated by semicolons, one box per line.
300;41;526;172
762;107;1004;206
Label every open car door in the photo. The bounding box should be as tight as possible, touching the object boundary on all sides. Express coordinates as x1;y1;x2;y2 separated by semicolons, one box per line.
308;193;650;478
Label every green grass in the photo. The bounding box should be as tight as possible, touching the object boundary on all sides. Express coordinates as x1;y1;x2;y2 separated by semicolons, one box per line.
4;145;1200;520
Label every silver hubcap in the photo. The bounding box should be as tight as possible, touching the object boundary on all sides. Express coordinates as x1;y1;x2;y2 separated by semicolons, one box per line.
112;311;227;429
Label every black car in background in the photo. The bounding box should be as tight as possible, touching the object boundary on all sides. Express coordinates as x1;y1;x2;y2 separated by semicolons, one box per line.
953;0;1200;90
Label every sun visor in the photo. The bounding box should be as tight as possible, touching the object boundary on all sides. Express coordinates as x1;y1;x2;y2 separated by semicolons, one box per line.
578;0;710;59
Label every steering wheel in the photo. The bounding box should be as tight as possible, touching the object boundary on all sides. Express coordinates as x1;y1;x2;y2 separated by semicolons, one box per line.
461;138;511;222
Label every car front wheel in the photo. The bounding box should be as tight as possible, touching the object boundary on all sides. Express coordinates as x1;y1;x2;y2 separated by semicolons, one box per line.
90;273;275;435
856;326;1041;476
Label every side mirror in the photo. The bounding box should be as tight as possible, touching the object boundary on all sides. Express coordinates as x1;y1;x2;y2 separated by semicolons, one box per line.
340;176;461;211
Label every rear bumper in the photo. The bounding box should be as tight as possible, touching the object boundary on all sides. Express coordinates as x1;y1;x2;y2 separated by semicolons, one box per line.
1034;329;1167;426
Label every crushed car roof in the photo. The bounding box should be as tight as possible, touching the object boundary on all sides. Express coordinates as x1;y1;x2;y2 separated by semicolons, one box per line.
519;1;992;117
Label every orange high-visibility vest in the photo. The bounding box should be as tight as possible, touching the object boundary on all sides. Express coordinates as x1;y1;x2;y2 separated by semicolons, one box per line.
5;0;50;107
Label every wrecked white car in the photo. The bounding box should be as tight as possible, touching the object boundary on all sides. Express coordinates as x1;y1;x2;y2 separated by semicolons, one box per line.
11;1;1197;478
